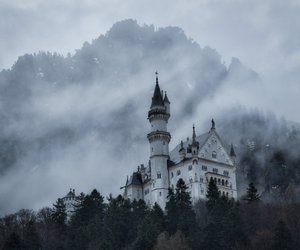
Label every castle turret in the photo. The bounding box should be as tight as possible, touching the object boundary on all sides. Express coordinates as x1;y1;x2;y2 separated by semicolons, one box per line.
147;72;171;209
230;144;236;163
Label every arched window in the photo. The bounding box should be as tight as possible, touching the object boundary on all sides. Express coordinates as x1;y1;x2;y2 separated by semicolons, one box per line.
193;159;198;165
222;179;225;186
157;172;161;179
218;179;221;185
225;180;228;186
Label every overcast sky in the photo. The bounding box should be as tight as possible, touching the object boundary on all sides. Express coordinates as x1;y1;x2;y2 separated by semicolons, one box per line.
1;0;300;123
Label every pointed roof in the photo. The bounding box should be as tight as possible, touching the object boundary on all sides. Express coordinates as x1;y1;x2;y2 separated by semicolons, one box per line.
163;91;170;104
230;144;236;157
150;72;164;108
192;124;196;142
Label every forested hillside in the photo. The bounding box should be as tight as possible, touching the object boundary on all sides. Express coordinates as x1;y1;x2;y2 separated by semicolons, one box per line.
0;180;299;249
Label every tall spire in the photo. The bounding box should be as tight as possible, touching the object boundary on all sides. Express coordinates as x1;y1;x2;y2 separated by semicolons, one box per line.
192;124;196;143
191;124;198;147
230;144;236;157
150;71;164;108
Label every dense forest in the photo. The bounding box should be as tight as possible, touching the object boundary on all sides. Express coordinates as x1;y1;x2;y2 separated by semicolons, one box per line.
1;179;299;250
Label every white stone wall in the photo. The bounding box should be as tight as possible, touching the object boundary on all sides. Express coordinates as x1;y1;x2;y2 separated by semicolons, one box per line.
151;119;167;132
169;158;237;203
150;140;169;156
126;185;143;201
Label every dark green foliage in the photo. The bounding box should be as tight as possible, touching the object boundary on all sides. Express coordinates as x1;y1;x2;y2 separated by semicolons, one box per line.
2;232;23;250
206;178;220;211
166;188;177;234
272;220;293;250
52;198;67;231
133;203;165;249
1;185;300;250
244;182;261;203
165;178;196;239
101;195;133;249
67;189;105;250
202;179;248;250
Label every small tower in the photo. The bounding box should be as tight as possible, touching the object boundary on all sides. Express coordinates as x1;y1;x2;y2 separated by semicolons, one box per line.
147;72;171;209
179;140;186;161
191;124;199;156
230;144;236;164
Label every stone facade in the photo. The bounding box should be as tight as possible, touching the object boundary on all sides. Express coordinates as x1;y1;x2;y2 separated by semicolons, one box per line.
123;75;238;209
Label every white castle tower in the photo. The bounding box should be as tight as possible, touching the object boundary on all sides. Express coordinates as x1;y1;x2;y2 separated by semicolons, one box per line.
122;73;238;209
147;72;171;208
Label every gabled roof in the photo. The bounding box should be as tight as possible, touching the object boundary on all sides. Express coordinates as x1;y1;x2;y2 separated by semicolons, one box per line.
170;132;209;164
170;129;231;164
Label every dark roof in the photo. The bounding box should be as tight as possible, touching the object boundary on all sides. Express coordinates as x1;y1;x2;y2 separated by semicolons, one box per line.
150;81;164;108
163;92;170;104
167;159;176;168
65;189;75;198
230;144;236;157
170;132;209;163
127;172;143;186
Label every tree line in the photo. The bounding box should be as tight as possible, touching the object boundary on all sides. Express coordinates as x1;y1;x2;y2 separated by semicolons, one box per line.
1;179;299;249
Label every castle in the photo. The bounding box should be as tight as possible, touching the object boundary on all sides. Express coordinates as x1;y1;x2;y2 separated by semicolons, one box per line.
122;73;237;209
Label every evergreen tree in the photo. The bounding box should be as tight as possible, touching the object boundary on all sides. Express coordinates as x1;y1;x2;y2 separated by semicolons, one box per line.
67;189;105;250
272;219;293;250
133;203;165;250
174;178;196;235
52;198;67;231
101;195;132;249
51;198;67;249
206;178;221;211
165;187;177;234
243;182;261;203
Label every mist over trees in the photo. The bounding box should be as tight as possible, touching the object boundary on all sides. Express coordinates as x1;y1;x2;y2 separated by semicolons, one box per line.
1;180;299;249
0;19;300;214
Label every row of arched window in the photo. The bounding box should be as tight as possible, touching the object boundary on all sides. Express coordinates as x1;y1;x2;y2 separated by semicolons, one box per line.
210;176;228;186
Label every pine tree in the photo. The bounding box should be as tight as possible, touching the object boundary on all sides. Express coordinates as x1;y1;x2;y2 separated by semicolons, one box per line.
165;187;177;234
67;189;105;250
51;198;67;249
52;198;67;231
101;195;132;249
174;178;196;235
206;178;221;211
244;182;261;203
272;219;293;250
